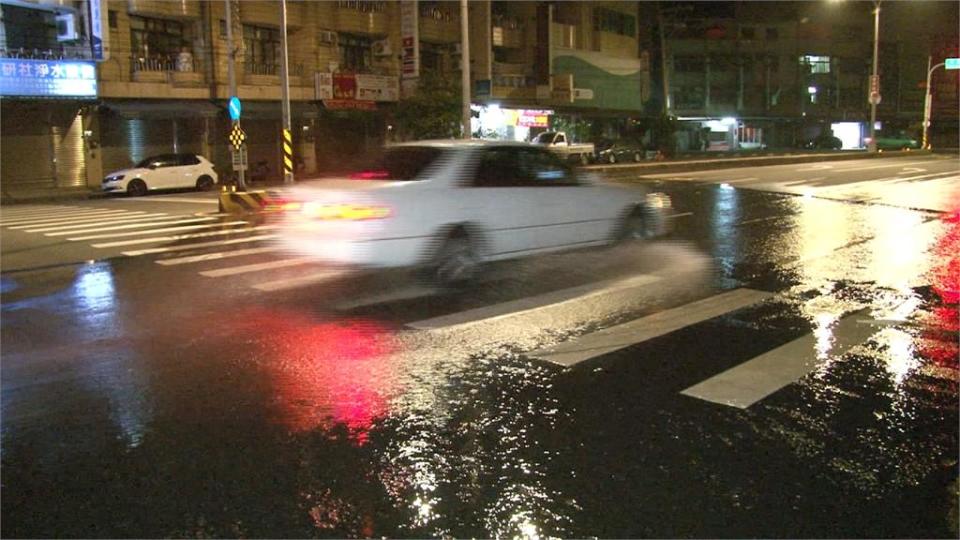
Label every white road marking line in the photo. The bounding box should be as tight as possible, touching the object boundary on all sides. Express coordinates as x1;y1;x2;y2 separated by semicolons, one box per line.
68;221;247;241
0;207;126;222
155;246;279;265
680;309;877;408
199;257;314;277
0;205;78;217
91;225;278;248
121;234;278;256
26;213;174;233
795;164;834;171
835;160;931;172
251;269;345;292
111;196;219;204
408;273;664;330
726;177;758;183
531;288;773;367
41;216;215;235
2;209;139;227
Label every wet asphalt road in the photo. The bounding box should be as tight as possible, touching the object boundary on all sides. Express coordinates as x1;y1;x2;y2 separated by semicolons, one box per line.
1;156;958;538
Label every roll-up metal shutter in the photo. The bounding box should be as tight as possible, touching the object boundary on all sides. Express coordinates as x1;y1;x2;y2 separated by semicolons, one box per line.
52;110;87;188
244;118;280;178
100;113;175;173
0;103;56;189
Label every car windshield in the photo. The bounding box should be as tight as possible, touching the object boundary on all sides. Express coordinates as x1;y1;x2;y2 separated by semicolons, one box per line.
349;147;446;181
533;132;557;144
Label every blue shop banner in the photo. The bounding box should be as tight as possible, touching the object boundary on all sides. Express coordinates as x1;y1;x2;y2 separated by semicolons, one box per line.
0;59;97;97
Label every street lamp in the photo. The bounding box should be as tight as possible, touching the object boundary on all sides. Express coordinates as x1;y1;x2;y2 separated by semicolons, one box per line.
866;1;881;153
922;57;960;149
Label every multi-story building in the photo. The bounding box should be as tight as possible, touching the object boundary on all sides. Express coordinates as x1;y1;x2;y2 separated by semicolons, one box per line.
657;1;879;151
656;1;959;152
0;0;654;198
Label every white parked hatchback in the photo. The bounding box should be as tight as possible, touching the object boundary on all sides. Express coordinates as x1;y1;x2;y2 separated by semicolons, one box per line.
102;153;218;196
274;140;671;285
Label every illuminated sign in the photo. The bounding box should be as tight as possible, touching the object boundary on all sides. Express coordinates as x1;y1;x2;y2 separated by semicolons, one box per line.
946;58;960;70
514;109;553;128
0;59;97;97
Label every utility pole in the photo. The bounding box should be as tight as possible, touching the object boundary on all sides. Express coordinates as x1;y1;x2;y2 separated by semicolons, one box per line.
279;0;293;182
460;0;471;139
225;0;245;190
656;2;670;115
867;1;880;153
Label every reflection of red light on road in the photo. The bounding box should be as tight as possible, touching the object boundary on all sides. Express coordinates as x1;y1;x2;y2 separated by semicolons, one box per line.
237;307;397;443
921;205;959;370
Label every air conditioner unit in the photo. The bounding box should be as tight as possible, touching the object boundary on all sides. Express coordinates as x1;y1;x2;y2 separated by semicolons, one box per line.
318;31;338;46
56;12;78;42
372;39;392;56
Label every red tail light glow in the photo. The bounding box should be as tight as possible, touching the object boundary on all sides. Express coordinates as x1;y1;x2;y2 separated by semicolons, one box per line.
349;170;390;180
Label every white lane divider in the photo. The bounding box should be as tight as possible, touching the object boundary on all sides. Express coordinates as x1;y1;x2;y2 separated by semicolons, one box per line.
41;216;215;235
199;257;314;277
92;225;278;248
408;273;664;330
121;234;278;257
67;220;248;241
680;309;877;408
530;288;773;367
3;210;140;227
251;269;345;292
110;196;219;204
155;246;279;266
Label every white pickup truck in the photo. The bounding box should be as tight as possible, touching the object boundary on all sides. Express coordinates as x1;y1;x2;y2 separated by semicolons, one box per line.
533;131;595;164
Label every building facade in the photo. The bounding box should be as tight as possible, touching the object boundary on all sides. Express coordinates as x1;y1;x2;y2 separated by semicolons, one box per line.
0;0;654;196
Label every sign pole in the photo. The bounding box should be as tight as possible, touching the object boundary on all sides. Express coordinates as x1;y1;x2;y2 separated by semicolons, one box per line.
279;0;294;183
225;0;245;190
460;0;471;139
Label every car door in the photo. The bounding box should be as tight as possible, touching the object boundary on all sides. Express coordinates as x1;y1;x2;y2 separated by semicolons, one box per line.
141;154;176;189
514;147;621;248
463;147;552;258
176;154;201;188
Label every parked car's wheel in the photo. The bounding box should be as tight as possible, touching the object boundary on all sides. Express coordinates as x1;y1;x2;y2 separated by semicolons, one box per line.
633;152;642;162
127;179;148;197
433;231;480;287
196;175;215;191
607;153;616;164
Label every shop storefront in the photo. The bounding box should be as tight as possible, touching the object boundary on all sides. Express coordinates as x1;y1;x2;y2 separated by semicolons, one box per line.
0;58;99;196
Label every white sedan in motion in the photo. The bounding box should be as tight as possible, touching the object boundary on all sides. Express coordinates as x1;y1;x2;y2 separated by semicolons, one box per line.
273;140;671;285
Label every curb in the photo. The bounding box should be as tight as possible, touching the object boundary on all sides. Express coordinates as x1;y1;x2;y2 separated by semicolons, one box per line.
586;149;930;176
218;188;282;214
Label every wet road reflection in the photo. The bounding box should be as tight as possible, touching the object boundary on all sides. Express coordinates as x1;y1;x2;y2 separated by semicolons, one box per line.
2;183;957;537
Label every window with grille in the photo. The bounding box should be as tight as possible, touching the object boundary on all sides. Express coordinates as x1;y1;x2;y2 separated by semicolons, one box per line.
338;33;373;72
243;25;280;73
130;16;187;59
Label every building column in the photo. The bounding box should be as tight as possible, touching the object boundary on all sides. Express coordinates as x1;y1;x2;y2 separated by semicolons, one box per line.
83;106;103;190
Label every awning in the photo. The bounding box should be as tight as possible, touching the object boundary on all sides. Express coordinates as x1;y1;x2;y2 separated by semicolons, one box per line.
230;101;320;119
101;99;220;118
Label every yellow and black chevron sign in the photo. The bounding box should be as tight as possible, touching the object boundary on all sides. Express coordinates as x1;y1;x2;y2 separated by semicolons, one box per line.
229;124;246;150
218;187;275;214
282;128;293;177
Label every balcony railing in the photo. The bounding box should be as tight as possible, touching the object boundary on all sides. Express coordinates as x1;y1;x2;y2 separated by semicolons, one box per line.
0;46;92;61
244;62;304;77
131;55;202;74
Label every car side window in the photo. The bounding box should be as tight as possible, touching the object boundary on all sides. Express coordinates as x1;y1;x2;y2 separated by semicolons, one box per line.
473;148;524;187
516;148;577;186
178;154;200;166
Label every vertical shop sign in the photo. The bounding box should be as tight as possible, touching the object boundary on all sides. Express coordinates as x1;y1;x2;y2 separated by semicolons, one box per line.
400;0;419;79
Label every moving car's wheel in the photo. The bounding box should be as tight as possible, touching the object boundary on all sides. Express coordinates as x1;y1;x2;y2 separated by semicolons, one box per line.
196;175;215;191
618;209;649;242
633;152;642;162
433;233;479;287
607;153;616;164
127;179;148;197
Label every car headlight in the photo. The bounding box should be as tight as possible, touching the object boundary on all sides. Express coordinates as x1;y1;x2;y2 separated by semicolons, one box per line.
105;175;124;182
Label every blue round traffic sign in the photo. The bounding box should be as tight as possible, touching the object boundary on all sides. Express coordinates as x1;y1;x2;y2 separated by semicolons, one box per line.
228;96;242;121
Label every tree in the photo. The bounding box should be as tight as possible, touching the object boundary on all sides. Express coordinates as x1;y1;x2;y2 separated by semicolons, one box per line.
394;71;462;140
